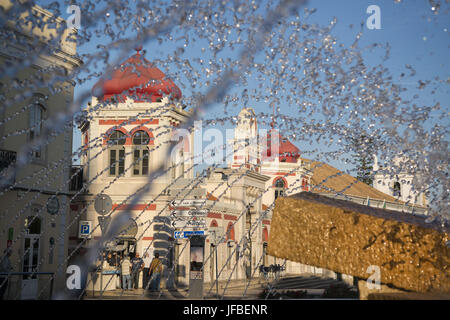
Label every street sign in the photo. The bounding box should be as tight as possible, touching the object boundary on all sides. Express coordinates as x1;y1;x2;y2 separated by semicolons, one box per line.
172;219;206;229
170;199;207;207
174;230;205;239
94;193;112;215
98;216;112;233
171;209;208;217
208;227;225;245
79;221;92;239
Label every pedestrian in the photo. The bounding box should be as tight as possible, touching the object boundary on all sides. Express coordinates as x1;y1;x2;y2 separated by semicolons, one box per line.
121;255;132;290
0;248;12;300
148;252;163;292
142;252;151;290
115;255;122;289
131;252;144;289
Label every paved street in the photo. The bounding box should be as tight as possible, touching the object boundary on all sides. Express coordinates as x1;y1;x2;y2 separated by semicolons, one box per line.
82;273;358;300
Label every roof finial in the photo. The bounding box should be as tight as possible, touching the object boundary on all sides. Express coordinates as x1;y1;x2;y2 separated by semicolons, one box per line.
270;103;275;129
135;45;143;55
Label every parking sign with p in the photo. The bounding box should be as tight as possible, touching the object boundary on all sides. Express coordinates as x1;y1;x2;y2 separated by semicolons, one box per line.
79;221;92;239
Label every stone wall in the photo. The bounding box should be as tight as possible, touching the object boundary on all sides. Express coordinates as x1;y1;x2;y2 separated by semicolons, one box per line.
267;192;449;294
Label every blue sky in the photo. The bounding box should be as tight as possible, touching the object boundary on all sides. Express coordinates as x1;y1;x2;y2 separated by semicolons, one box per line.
36;0;449;174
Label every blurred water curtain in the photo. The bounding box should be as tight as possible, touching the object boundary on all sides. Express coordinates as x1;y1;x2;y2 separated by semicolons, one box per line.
0;0;448;300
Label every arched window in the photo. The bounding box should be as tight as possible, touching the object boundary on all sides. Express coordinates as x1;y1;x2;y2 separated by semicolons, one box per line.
226;223;235;270
301;178;309;191
108;130;126;145
29;103;45;159
108;130;126;176
132;130;150;145
274;178;286;200
132;130;149;176
393;181;401;197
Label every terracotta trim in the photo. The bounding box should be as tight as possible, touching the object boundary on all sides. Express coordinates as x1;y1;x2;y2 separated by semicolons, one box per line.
112;203;156;211
99;119;159;125
262;171;296;176
207;212;222;219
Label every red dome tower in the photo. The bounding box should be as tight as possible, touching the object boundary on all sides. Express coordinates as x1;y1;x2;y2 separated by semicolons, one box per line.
262;129;301;163
92;47;182;103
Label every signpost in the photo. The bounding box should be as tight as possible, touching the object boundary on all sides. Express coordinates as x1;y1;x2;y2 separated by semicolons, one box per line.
172;219;206;229
79;221;92;239
170;199;209;238
98;216;112;234
171;209;208;217
171;199;206;207
208;227;225;245
94;194;112;215
174;230;205;239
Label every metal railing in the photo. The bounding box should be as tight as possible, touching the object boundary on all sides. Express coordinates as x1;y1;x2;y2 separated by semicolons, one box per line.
0;272;54;300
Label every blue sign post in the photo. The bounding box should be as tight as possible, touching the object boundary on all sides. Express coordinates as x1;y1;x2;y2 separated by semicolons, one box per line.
174;230;205;239
79;221;92;239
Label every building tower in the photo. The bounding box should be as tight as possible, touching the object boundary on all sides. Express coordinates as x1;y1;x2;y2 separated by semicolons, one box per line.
72;47;193;273
230;108;260;172
373;155;428;207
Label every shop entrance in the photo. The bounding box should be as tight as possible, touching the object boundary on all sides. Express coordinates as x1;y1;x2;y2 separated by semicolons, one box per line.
21;216;41;299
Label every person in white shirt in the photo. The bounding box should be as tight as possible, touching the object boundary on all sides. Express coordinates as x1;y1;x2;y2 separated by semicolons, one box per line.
142;252;152;290
120;255;132;290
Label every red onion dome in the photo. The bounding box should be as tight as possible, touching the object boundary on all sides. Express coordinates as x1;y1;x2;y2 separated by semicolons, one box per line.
92;48;182;102
262;129;301;163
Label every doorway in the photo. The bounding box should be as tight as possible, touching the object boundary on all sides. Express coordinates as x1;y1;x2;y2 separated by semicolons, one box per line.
21;216;41;299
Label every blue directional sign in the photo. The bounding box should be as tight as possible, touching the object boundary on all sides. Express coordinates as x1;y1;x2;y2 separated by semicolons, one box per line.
174;230;205;239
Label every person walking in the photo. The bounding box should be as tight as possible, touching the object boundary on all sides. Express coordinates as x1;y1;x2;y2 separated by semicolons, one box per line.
131;253;144;289
0;248;12;300
121;255;132;290
148;253;163;292
142;252;151;290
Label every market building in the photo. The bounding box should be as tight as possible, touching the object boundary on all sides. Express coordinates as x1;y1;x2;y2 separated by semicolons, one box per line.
68;47;428;294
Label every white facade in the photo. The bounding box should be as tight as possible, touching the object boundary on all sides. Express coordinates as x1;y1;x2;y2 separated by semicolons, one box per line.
373;156;428;207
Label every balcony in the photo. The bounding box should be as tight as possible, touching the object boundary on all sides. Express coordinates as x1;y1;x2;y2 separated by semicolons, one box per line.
0;149;17;188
